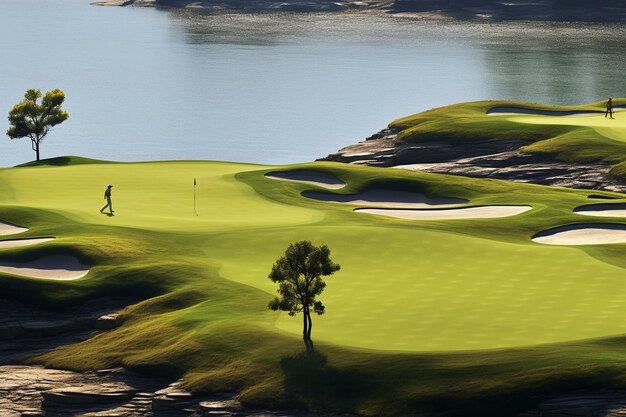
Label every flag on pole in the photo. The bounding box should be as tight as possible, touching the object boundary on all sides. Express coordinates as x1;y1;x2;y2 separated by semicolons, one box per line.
193;177;198;216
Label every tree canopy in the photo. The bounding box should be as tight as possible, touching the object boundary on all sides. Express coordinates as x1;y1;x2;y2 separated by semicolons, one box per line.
268;240;340;350
7;88;69;161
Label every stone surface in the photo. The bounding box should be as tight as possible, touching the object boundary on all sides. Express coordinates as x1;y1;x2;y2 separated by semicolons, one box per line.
199;399;243;412
42;383;138;407
518;394;626;416
96;313;120;330
0;364;333;416
320;128;626;193
0;365;175;416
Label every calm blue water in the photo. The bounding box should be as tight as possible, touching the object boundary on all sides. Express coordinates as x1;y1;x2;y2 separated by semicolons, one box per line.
1;1;626;166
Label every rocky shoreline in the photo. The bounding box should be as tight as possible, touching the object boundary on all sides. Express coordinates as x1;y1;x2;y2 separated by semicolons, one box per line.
0;297;319;417
91;0;626;22
0;364;285;417
320;127;626;194
91;0;392;13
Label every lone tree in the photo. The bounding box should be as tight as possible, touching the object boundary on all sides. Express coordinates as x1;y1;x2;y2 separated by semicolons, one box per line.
7;88;69;161
268;240;340;351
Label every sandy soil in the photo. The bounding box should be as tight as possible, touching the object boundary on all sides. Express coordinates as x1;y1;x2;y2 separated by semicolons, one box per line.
532;224;626;245
355;205;531;220
0;238;54;249
303;189;467;208
265;170;345;189
0;255;90;280
0;221;28;236
574;203;626;217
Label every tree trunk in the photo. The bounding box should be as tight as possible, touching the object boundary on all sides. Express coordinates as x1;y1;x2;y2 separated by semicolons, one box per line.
302;309;309;340
35;141;40;161
306;310;313;341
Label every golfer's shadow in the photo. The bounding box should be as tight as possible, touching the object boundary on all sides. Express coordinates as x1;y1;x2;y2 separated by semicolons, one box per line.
101;213;115;217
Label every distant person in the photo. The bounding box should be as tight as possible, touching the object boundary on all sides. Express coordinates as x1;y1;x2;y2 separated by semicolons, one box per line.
606;98;614;119
100;184;114;214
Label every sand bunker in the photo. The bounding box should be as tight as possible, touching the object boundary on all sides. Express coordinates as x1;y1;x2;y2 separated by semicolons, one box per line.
265;170;345;189
303;189;467;208
574;203;626;218
0;255;89;280
0;238;54;249
0;221;28;236
487;107;601;117
533;224;626;245
355;205;531;220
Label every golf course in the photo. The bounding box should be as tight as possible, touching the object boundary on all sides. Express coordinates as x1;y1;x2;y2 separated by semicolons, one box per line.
3;100;626;416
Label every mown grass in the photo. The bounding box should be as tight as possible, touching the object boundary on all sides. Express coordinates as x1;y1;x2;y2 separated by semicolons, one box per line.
388;99;626;178
0;159;625;415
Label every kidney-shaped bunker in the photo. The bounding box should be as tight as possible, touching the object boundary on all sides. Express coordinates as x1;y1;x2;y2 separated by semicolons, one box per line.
533;223;626;245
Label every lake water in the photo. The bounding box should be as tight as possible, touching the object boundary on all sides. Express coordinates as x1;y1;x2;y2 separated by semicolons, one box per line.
1;1;626;166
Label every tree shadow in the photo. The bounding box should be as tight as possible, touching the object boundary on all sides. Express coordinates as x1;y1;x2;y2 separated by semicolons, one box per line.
17;156;110;167
280;346;373;412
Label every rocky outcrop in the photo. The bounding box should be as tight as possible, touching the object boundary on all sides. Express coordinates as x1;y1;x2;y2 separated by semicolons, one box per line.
0;365;304;417
0;297;129;363
520;394;626;417
320;128;626;193
92;0;626;21
392;0;626;22
92;0;392;12
0;298;322;417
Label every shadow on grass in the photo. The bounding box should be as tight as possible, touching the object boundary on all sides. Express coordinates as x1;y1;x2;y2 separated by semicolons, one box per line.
17;156;112;167
280;347;373;412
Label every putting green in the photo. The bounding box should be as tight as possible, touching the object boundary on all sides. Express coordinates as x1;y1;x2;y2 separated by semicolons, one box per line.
1;162;321;232
506;113;626;143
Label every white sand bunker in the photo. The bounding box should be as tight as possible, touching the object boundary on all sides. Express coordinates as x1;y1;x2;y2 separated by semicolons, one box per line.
355;205;531;220
0;221;28;236
0;255;89;280
303;189;467;208
533;224;626;245
265;170;345;189
0;238;54;249
487;107;601;117
574;203;626;217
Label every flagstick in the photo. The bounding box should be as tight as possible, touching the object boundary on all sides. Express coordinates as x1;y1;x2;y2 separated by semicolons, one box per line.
194;177;198;216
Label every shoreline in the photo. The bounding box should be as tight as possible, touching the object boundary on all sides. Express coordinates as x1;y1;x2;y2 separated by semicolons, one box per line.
91;0;626;22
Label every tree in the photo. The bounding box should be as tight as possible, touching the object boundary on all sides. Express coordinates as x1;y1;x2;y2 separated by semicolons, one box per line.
7;88;69;161
268;241;340;351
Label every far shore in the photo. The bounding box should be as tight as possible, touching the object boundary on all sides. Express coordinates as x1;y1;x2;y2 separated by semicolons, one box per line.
91;0;626;22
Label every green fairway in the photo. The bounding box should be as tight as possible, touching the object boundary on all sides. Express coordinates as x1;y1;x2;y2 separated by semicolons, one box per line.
505;113;626;144
212;225;626;351
2;157;626;415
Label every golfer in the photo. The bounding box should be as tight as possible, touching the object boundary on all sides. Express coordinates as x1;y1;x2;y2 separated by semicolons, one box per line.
606;98;614;119
100;184;114;214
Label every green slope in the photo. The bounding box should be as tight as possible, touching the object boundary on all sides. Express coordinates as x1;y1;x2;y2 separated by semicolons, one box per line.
388;100;626;177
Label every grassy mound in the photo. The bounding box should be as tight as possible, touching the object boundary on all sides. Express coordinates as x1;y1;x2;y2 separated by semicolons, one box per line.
389;100;626;179
1;159;626;415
